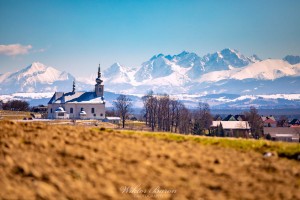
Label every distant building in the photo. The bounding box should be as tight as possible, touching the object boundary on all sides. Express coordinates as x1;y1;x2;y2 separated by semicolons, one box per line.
289;119;300;126
213;115;222;121
223;114;236;121
103;117;121;124
264;127;299;142
31;105;48;113
234;115;246;121
222;114;246;121
48;66;105;120
261;116;277;127
211;121;251;138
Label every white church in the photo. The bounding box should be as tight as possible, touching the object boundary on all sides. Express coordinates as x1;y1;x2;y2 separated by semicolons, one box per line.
47;65;105;119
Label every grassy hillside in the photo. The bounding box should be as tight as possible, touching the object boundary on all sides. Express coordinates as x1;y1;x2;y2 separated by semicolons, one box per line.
0;121;299;200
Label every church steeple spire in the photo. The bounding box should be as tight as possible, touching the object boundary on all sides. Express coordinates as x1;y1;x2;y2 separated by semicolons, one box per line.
95;64;104;97
96;64;103;85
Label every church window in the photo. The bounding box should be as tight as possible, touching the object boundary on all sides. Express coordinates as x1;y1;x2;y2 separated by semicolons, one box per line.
70;108;73;113
50;108;52;113
91;108;95;113
81;108;84;111
100;113;103;117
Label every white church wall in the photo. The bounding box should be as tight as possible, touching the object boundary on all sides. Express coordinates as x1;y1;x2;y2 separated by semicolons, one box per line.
48;103;105;120
65;103;105;120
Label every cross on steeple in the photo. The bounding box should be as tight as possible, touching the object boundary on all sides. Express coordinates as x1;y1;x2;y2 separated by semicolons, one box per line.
72;79;75;93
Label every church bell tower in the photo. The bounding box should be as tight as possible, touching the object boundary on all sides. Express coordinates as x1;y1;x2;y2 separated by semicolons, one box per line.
95;64;104;97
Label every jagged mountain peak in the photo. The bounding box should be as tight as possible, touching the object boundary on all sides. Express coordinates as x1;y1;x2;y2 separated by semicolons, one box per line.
111;62;121;67
220;48;238;54
150;53;165;61
104;62;127;76
21;62;48;74
0;62;77;94
202;48;256;71
177;50;190;57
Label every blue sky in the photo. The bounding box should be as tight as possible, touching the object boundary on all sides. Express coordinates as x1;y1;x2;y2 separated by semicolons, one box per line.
0;0;300;77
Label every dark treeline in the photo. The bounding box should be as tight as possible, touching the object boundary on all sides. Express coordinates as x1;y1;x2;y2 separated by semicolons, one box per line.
0;100;30;111
142;91;211;135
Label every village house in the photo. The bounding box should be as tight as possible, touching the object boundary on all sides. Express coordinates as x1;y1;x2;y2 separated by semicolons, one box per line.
213;115;222;121
261;115;277;127
222;114;246;121
211;121;251;138
289;119;300;126
47;66;105;120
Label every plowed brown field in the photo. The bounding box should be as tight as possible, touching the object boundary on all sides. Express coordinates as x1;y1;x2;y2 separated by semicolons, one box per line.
0;121;299;200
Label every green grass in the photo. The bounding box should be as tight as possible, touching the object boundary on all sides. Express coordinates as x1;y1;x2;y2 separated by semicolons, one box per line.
116;130;300;160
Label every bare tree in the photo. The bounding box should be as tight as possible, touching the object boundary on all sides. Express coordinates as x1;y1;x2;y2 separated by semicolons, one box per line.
192;102;212;135
177;103;192;134
277;115;289;127
142;91;158;131
157;94;170;131
113;95;132;128
244;106;263;138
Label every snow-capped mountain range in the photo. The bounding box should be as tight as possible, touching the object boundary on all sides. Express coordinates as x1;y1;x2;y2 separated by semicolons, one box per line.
102;48;300;95
1;48;300;108
0;62;75;94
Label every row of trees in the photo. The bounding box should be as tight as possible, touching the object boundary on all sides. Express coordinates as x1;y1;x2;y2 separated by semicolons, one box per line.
0;100;30;111
142;92;191;134
113;92;264;137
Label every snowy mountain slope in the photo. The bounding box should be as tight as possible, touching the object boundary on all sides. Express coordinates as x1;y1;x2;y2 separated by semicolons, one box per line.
201;48;259;72
103;63;132;84
0;62;88;94
189;76;300;96
198;59;300;83
171;51;203;68
134;54;174;82
0;71;12;84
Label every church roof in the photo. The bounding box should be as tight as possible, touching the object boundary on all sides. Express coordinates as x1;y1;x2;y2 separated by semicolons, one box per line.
48;91;105;104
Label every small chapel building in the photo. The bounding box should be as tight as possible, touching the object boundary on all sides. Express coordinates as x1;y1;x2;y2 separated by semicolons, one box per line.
47;65;105;120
